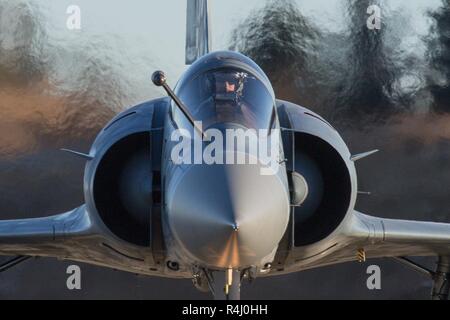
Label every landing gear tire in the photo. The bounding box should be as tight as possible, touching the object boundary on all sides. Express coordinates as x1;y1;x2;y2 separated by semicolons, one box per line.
432;256;450;300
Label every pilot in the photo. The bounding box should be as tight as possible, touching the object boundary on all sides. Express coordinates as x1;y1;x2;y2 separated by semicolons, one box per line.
211;71;258;129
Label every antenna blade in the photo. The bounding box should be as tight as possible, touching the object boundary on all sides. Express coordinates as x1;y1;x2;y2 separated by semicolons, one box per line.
60;149;94;160
186;0;211;65
351;150;379;162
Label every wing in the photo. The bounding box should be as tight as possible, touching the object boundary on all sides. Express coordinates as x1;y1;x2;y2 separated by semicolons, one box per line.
0;205;94;257
283;211;450;273
0;205;158;275
350;211;450;258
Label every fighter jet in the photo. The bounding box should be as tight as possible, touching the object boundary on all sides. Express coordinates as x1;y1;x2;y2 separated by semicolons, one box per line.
1;0;449;300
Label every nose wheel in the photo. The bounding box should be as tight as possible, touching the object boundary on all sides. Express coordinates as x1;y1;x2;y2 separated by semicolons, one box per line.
207;269;242;300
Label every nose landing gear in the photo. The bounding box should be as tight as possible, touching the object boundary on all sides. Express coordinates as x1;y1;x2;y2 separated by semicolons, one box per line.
192;268;243;300
223;269;241;300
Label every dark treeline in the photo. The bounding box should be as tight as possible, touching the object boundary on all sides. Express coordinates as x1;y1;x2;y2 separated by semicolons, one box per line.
229;0;319;109
229;0;450;125
427;0;450;113
0;0;134;147
333;0;399;123
0;1;46;85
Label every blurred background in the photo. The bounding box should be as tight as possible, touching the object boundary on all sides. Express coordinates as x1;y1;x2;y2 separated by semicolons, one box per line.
0;0;449;299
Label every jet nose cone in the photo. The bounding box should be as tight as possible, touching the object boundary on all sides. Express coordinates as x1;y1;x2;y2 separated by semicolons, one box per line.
166;161;290;269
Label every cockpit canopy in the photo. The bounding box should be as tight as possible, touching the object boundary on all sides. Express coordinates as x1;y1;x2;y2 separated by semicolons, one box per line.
172;52;276;132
